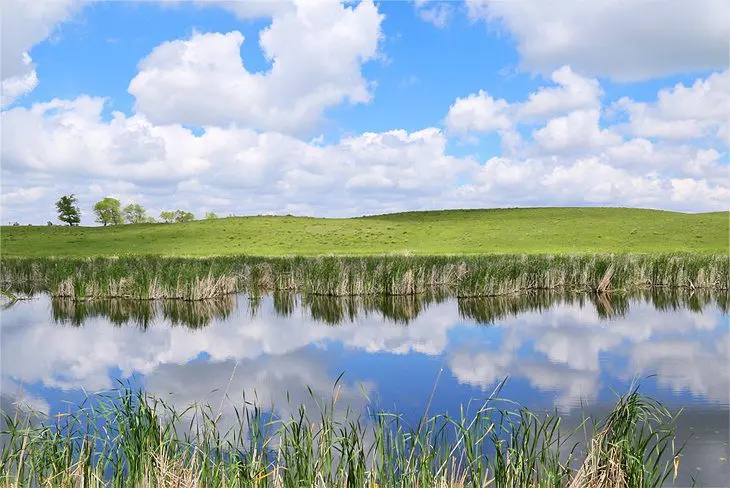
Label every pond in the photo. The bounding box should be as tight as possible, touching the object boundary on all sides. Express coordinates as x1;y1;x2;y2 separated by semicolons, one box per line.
1;291;728;485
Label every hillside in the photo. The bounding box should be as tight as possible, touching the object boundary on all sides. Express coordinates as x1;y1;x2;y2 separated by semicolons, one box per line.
1;208;727;257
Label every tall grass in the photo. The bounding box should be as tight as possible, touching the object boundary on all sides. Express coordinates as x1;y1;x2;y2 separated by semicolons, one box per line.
2;254;727;300
0;382;682;487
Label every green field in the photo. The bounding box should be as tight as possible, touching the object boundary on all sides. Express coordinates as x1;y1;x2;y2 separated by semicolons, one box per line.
2;208;728;257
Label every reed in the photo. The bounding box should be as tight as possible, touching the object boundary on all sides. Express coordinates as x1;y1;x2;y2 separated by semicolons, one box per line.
0;382;681;488
2;254;727;301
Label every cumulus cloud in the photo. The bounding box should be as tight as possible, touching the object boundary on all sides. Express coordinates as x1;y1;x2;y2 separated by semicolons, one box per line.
3;2;729;224
1;0;87;106
466;0;730;81
517;66;602;121
1;0;85;79
532;110;621;153
444;90;511;134
442;67;729;212
128;0;383;134
1;54;39;109
614;69;730;141
2;96;481;222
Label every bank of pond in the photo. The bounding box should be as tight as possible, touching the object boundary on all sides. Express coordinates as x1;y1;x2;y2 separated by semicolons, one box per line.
2;255;727;486
2;253;727;301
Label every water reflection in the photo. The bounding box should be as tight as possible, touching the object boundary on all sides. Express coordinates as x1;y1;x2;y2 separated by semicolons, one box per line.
48;289;728;328
51;296;236;329
2;291;728;485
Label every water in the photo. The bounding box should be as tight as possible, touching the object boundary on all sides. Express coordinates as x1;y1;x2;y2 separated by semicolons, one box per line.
1;291;728;485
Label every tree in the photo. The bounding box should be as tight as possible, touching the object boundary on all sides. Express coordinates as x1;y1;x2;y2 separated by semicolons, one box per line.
205;212;218;220
159;211;175;223
93;197;123;226
56;194;81;226
123;203;147;224
173;210;195;223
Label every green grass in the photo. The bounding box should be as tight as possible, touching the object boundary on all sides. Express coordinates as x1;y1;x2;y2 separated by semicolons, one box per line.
2;208;728;257
0;382;682;487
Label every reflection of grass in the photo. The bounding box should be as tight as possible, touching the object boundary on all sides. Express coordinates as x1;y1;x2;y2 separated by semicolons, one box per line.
47;289;728;329
0;382;682;487
2;208;727;256
3;253;728;300
51;296;237;329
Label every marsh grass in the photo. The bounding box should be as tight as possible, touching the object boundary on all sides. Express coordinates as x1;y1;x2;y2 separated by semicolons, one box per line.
2;254;728;301
0;382;681;488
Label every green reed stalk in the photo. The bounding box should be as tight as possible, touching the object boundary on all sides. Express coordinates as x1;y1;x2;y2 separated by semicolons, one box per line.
1;382;682;488
2;253;727;301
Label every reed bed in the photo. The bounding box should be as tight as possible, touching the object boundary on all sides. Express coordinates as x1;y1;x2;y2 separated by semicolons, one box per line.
0;382;681;488
1;254;727;301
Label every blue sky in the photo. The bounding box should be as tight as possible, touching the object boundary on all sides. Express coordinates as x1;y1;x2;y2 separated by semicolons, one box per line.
1;0;728;223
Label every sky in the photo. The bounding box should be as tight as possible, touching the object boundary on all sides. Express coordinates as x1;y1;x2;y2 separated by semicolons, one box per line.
1;0;729;224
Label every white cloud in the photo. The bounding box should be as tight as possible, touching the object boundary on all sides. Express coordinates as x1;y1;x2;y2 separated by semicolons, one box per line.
413;1;452;29
517;66;601;121
615;69;730;140
466;0;730;81
1;98;479;223
716;121;730;146
0;186;45;206
441;67;729;212
541;158;664;205
0;0;88;108
670;178;730;209
3;3;729;224
532;110;621;153
1;0;86;79
128;0;384;134
5;61;730;226
1;54;39;108
453;149;728;214
444;90;511;134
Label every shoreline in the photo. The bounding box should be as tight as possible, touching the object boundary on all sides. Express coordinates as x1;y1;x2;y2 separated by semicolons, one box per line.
2;253;727;301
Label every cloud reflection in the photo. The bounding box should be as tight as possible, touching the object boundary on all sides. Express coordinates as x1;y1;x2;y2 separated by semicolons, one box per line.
1;292;727;417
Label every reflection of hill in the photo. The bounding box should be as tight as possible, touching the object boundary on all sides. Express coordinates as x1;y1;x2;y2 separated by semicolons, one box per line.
49;289;728;329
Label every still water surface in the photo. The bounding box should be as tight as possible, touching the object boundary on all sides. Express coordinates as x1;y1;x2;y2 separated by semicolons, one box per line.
1;292;728;486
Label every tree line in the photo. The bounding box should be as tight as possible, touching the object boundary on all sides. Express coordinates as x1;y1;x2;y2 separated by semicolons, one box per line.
55;194;217;226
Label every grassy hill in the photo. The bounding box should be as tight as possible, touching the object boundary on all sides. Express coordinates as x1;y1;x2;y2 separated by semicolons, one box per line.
1;207;727;257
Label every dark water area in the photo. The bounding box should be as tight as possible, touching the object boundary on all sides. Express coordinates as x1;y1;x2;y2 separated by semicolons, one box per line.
1;291;728;486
